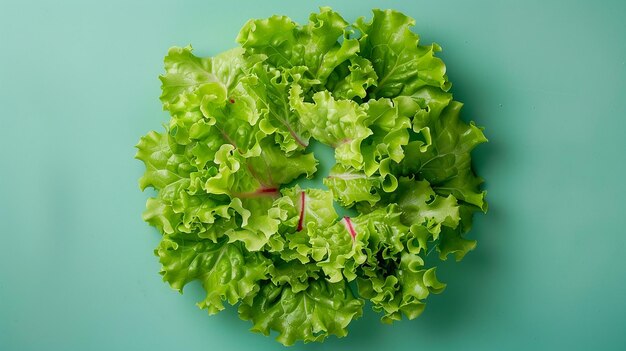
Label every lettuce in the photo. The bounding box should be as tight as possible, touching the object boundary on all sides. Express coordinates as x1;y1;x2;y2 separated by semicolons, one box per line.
137;7;487;346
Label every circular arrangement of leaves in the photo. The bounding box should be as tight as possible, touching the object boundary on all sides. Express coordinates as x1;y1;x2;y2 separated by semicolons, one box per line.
136;7;487;346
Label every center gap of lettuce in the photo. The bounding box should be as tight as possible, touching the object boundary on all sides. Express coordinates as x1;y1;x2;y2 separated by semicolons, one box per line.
282;139;358;218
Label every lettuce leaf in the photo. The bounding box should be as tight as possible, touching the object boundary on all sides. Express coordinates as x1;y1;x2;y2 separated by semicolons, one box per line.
360;96;416;176
244;62;311;152
328;55;378;100
355;9;450;98
397;101;488;211
290;84;372;169
137;7;487;346
351;206;447;322
238;279;363;346
236;7;359;86
385;177;461;236
323;163;382;207
157;236;270;314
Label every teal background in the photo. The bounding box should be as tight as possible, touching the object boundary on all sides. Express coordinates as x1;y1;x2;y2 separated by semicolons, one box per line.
1;0;625;349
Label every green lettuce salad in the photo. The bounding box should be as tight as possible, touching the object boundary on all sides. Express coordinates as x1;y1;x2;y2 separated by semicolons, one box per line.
136;7;487;346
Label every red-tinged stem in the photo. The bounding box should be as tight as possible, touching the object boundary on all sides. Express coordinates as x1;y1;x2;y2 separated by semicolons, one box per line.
343;216;357;241
290;129;309;148
234;187;279;198
297;191;306;231
257;187;278;194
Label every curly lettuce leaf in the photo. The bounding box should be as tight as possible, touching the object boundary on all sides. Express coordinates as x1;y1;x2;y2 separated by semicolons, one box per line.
157;236;270;314
403;205;475;262
310;217;367;282
352;205;408;260
384;177;460;236
208;143;316;251
358;265;445;323
172;193;244;239
398;101;488;211
263;186;339;262
142;196;179;235
244;63;310;152
201;138;316;196
360;96;416;176
409;86;453;130
323;163;382;207
238;279;363;346
136;130;190;193
346;206;446;322
136;130;195;236
273;186;338;233
226;199;281;252
268;260;321;293
438;224;477;261
160;47;262;147
290;84;372;169
237;7;359;85
328;55;378;100
355;9;450;98
160;46;249;107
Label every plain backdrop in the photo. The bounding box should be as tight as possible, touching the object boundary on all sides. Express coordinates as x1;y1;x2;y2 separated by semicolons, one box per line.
1;0;625;350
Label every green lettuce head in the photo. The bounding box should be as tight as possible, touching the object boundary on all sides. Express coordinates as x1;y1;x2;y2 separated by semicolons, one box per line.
137;7;487;346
